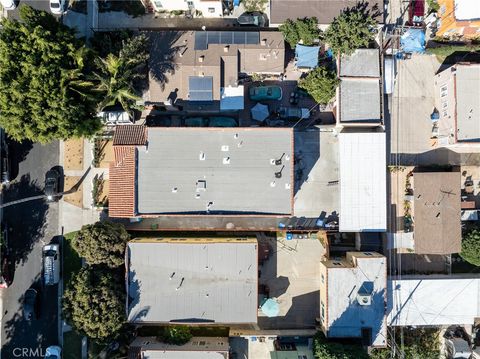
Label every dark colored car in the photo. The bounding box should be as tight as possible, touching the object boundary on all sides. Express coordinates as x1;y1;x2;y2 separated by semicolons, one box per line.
237;12;266;27
45;169;60;202
0;224;11;289
23;288;38;320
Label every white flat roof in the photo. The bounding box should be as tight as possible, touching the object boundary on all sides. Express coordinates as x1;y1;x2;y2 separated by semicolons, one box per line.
388;276;480;326
455;0;480;20
144;351;226;359
326;255;387;347
339;132;387;232
127;240;258;324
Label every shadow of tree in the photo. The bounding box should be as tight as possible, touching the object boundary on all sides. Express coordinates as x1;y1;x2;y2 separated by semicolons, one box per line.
148;31;185;92
346;0;383;22
6;139;33;181
3;174;48;266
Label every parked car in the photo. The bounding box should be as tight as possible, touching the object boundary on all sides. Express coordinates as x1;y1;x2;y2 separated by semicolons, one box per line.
249;86;283;101
0;0;16;10
44;345;61;359
2;152;10;185
278;106;310;120
184;117;209;127
49;0;66;14
43;244;60;286
23;288;38;320
0;225;11;289
237;12;266;27
45;169;60;202
445;326;472;359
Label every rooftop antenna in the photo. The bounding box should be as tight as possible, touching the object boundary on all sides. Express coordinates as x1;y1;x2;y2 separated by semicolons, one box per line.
275;153;285;165
275;165;285;179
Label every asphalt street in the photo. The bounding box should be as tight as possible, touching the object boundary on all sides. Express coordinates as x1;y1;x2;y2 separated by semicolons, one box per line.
0;140;60;359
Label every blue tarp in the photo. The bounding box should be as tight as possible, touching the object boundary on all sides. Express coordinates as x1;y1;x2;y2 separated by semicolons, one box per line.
400;28;426;54
295;44;320;68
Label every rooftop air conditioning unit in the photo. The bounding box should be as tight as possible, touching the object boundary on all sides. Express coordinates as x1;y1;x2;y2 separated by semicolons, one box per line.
357;293;372;306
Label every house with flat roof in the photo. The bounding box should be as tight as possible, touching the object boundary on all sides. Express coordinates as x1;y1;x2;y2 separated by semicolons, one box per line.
268;0;383;27
412;171;461;254
338;131;387;232
388;275;480;327
436;0;480;39
128;336;229;359
434;63;480;146
109;125;294;218
337;49;382;126
126;237;258;325
319;252;387;347
149;31;285;112
139;0;224;17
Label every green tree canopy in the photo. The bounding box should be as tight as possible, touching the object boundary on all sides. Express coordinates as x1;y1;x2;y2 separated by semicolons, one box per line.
92;34;148;115
243;0;268;12
72;221;130;268
298;66;339;105
313;332;368;359
63;266;125;340
324;6;376;55
460;228;480;266
279;17;321;48
162;326;193;345
0;5;101;143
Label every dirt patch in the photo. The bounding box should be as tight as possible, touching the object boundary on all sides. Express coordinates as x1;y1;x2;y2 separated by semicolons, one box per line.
94;140;114;168
64;139;84;171
64;176;83;208
93;175;109;207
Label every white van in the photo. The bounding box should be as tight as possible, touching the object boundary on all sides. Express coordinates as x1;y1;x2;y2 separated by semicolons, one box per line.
43;244;60;285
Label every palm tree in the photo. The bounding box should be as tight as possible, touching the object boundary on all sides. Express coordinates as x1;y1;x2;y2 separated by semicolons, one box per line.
92;54;143;117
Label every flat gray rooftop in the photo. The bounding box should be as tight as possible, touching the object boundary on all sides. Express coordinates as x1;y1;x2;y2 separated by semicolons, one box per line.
136;128;293;215
340;79;381;122
127;240;258;324
339;49;380;78
456;65;480;142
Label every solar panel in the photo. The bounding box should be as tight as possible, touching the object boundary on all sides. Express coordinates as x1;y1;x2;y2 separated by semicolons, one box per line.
194;32;207;50
195;31;260;49
189;76;213;102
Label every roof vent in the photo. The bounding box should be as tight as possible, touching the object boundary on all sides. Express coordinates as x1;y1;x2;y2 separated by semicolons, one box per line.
259;53;267;61
223;157;231;164
237;141;244;148
196;180;207;191
198;55;204;63
234;133;239;139
224;45;229;52
199;151;206;160
261;39;267;46
270;181;276;187
195;193;201;199
285;183;291;189
172;187;178;193
357;293;372;306
270;159;276;165
221;145;229;152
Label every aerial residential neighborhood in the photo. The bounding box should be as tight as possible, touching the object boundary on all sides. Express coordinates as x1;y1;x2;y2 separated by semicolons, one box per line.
0;0;479;358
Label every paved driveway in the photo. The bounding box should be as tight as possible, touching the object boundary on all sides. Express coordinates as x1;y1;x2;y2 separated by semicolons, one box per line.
0;140;60;359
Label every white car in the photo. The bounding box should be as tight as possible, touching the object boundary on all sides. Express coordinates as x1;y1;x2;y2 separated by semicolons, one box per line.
43;244;60;285
49;0;66;14
44;346;61;359
0;0;17;10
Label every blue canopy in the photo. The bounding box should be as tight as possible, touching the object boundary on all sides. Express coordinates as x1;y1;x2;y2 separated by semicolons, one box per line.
295;44;320;69
400;28;426;54
261;298;280;317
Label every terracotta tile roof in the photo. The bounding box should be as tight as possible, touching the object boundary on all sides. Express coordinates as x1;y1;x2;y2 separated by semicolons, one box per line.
113;125;147;146
109;146;136;218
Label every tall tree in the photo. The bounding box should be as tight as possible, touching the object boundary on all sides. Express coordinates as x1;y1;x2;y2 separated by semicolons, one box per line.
298;66;339;105
313;332;369;359
63;266;125;340
460;228;480;266
279;17;321;48
0;5;101;143
324;6;377;55
72;221;130;268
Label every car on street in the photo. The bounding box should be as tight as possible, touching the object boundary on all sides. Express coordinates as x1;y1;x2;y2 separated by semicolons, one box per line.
278;106;310;120
49;0;66;14
44;345;61;359
45;168;60;202
237;12;266;27
0;225;11;289
249;86;283;101
43;244;60;286
23;288;38;320
0;0;17;10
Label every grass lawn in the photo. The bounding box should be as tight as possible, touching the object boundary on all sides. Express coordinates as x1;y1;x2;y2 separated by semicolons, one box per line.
63;331;83;359
63;231;82;286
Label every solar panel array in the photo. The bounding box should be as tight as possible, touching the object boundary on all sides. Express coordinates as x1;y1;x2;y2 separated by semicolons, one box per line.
195;31;260;50
189;76;214;101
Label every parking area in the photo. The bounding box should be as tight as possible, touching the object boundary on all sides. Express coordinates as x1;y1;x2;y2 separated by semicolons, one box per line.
4;0;62;20
293;126;339;219
257;232;325;329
